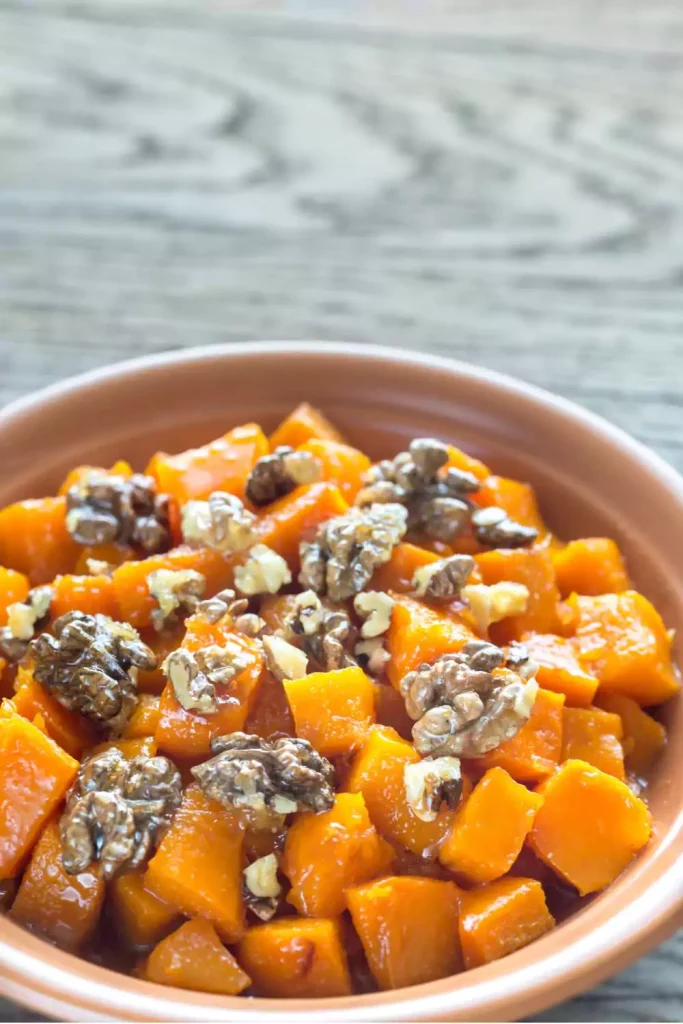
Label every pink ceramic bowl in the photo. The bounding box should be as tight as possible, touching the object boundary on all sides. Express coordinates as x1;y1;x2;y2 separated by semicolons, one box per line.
0;341;681;1022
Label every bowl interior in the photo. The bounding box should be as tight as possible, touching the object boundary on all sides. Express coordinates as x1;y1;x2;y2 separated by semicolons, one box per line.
0;342;681;1021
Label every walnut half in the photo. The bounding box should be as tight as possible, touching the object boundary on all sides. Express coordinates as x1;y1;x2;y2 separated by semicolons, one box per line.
404;756;462;822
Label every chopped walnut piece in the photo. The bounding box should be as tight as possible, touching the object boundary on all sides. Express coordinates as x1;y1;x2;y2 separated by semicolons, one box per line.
66;471;170;554
299;503;407;602
471;506;538;549
354;637;390;676
85;558;114;576
285;590;356;671
0;585;53;663
235;544;292;596
163;642;250;714
401;640;539;758
147;568;206;631
355;439;480;542
412;554;474;601
461;581;529;632
243;852;282;921
404;756;462;823
262;635;308;682
233;613;268;638
30;612;156;733
195;588;248;625
191;732;335;824
245;446;322;506
60;747;181;879
354;591;395;638
181;491;257;554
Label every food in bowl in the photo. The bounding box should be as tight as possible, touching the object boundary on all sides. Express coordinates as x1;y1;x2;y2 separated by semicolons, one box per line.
0;401;676;998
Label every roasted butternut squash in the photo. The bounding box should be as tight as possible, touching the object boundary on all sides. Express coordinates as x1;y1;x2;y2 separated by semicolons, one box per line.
0;497;80;584
255;482;349;569
553;538;630;597
111;871;180;949
145;918;251;995
476;546;562;642
298;439;371;502
595;693;666;777
13;667;96;759
474;476;547;538
0;567;30;624
285;666;376;759
468;688;565;784
385;595;473;689
520;632;598;707
270;403;345;450
238;917;352;998
458;877;555;968
50;573;118;620
561;707;625;779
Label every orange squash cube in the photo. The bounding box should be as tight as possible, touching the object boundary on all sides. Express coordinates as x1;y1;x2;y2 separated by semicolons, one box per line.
283;793;393;917
298;439;370;503
255;482;349;570
50;573;118;620
0;497;80;584
595;693;666;777
0;715;78;876
122;695;161;739
346;726;455;856
245;670;295;738
371;542;441;595
0;567;30;624
520;633;598;706
553;538;630;597
562;707;625;779
13;667;96;759
385;595;473;689
567;591;679;706
474;476;547;538
145;785;245;942
459;877;555;968
111;871;180;949
237;917;352;998
10;818;104;950
468;688;565;784
476;547;562;642
529;759;652;895
270;403;344;450
284;666;375;759
439;767;543;883
145;918;251;995
446;445;490;482
347;875;462;990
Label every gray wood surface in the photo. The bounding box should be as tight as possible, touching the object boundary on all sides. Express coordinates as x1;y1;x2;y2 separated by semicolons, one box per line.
0;1;681;1020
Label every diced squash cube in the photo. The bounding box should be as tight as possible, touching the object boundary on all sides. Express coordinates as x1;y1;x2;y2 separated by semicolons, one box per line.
0;567;30;624
562;707;625;779
373;682;413;740
0;715;78;876
371;543;441;595
144;918;251;995
122;695;161;739
10;818;104;950
567;591;679;706
346;726;455;856
74;542;135;576
476;547;562;642
446;445;491;482
270;403;344;450
475;476;547;538
0;497;80;584
347;875;462;990
255;482;349;570
146;423;269;504
553;538;630;597
145;785;245;942
50;573;118;620
468;688;565;784
13;667;96;759
237;917;352;998
385;595;473;689
529;759;652;895
283;793;393;917
520;633;598;707
136;628;183;695
298;439;370;503
285;666;375;759
595;693;666;777
458;877;555;968
439;767;543;883
111;871;180;949
93;736;157;760
58;460;133;496
245;670;295;738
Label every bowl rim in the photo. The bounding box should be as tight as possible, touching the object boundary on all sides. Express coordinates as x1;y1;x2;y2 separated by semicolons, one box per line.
0;339;682;1022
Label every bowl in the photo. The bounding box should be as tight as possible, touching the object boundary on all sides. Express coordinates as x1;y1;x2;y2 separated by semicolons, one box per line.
0;340;681;1022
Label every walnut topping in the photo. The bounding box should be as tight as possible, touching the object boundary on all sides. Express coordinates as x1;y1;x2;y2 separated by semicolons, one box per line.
85;558;114;576
404;756;462;823
191;732;335;824
0;585;53;663
163;642;250;714
285;590;356;672
245;446;322;506
412;555;474;601
243;853;282;921
30;612;156;733
299;503;407;602
355;439;480;542
461;581;529;632
262;635;308;682
471;507;538;549
355;637;390;676
354;591;395;639
66;471;170;554
235;544;292;596
195;588;248;625
147;568;206;631
181;492;257;554
401;640;538;758
60;747;181;879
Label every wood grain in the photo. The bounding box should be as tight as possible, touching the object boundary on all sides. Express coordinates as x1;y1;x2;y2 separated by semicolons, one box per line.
0;1;681;1020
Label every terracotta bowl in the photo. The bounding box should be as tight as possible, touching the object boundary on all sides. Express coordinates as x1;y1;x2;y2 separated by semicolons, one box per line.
0;341;681;1022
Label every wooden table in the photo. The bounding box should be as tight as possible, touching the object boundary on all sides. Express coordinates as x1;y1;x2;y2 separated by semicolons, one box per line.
1;1;681;1019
